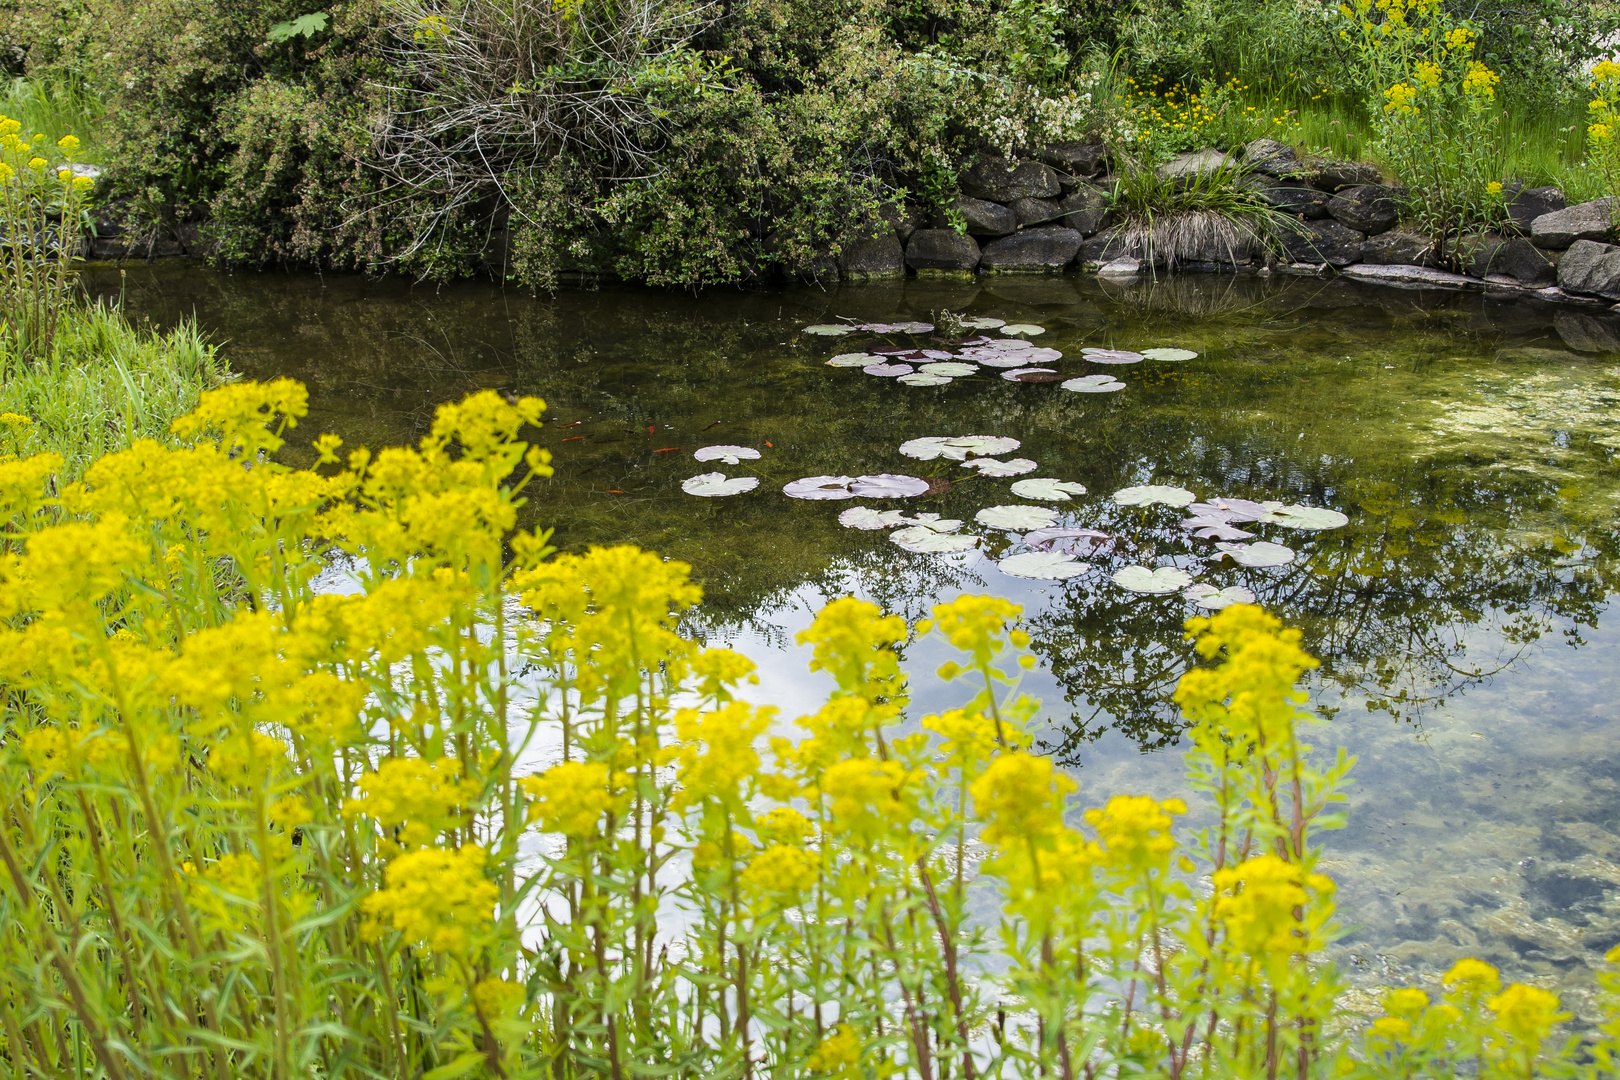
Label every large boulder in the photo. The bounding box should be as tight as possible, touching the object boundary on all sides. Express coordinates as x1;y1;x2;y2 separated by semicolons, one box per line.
940;196;1016;238
1007;197;1065;228
906;229;981;271
1058;186;1111;235
1459;233;1557;286
1247;180;1331;219
1503;183;1565;233
838;235;906;280
1035;143;1107;176
960;157;1062;202
979;226;1083;272
1530;197;1617;249
1326;185;1400;235
1361;229;1435;266
1243;138;1300;177
880;200;928;243
1554;310;1620;353
1556;238;1620;299
1307;160;1381;192
1158;148;1237;183
1279;219;1365;266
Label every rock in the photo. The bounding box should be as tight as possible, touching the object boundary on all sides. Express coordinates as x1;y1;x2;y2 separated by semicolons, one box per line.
1340;263;1478;289
939;195;1016;238
1278;219;1365;267
960;157;1062;202
1361;229;1435;266
1007;197;1065;228
880;200;927;243
1158;148;1237;182
1554;310;1620;353
175;222;216;258
1502;183;1565;233
1243;138;1299;177
1247;180;1331;218
1058;186;1111;235
1555;239;1620;299
1326;184;1400;235
978;226;1083;272
838;235;906;280
1034;143;1107;176
1077;228;1128;265
905;229;981;272
1459;231;1558;286
1534;286;1611;306
1097;256;1141;276
1307;160;1382;191
1530;197;1618;249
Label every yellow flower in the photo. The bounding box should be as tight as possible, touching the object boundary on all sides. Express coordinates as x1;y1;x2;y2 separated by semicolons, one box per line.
740;844;819;895
1462;61;1498;98
1212;854;1331;961
1487;983;1568;1046
0;411;32;430
666;701;775;808
1085;794;1185;876
25;157;46;170
1444;957;1501;996
1591;122;1614;143
1368;1016;1411;1044
819;757;918;840
55;134;79;153
1414;61;1442;88
1382;82;1419;115
345;756;482;848
1385;986;1429;1015
361;844;497;957
522;760;628;837
971;752;1075;846
807;1025;862;1075
1593;100;1611;113
1485;181;1503;196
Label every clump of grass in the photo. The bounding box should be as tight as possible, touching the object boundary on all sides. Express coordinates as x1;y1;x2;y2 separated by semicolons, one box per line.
1110;160;1292;271
0;76;104;161
0;301;231;476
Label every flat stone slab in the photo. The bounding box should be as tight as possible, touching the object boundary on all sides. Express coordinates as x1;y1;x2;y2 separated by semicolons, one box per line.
1340;263;1478;289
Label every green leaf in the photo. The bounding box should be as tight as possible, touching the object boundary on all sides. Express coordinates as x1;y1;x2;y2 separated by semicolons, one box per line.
267;11;329;43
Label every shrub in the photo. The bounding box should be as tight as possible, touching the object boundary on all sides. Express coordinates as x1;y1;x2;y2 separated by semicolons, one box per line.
0;379;1608;1079
0;112;93;359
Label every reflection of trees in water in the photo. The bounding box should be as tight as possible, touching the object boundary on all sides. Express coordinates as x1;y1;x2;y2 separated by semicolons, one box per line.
1029;459;1619;766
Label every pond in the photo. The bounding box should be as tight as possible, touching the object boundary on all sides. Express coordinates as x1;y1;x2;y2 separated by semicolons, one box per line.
94;262;1620;1018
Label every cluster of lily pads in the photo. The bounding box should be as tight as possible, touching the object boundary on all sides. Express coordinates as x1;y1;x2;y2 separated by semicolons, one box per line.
805;316;1196;393
677;431;1348;607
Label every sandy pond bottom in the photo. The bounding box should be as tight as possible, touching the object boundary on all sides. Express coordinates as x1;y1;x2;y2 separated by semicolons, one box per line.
97;263;1620;1017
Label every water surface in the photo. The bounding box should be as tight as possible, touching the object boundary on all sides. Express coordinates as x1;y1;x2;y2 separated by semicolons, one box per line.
97;264;1620;1015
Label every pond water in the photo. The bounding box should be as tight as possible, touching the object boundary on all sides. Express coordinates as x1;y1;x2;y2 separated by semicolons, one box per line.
94;263;1620;1017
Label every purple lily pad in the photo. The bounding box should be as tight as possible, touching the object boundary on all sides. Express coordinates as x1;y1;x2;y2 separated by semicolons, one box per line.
849;473;930;498
863;363;914;377
1002;367;1063;383
1082;349;1145;365
918;349;956;360
859;323;910;333
1023;347;1063;363
783;476;856;500
1024;527;1113;557
1187;498;1274;523
1192;523;1255;541
872;345;917;355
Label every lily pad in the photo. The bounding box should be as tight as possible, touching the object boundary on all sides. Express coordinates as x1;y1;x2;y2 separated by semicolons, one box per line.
1214;541;1295;567
839;507;909;530
783;475;856;500
918;349;956;360
958;316;1006;329
863;362;914;377
1061;375;1126;393
858;323;910;334
1184;583;1257;609
962;457;1038;477
1187;498;1276;523
827;353;877;367
850;474;930;498
1142;347;1198;362
1258;504;1350;530
693;445;761;464
977;352;1042;369
1024;347;1063;363
1186;522;1255;541
897;321;935;334
1113;484;1197;508
998;551;1091;580
1025;527;1113;556
891;526;979;554
898;372;953;386
1112;565;1194;594
805;324;854;336
1082;349;1145;365
1000;323;1046;336
682;473;760;497
920;362;977;377
975;504;1059;530
1001;367;1062;383
899;435;1020;461
1010;478;1088;501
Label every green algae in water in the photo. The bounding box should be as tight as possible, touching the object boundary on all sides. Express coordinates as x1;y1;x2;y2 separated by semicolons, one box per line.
92;263;1620;1016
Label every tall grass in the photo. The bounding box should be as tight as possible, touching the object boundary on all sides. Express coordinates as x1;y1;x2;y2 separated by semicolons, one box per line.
0;76;105;160
0;301;230;476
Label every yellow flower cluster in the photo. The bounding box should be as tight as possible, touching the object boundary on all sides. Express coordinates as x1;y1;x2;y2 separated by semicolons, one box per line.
1383;81;1419;115
522;760;629;837
1461;61;1498;98
361;844;498;957
1085;794;1185;876
345;756;482;849
1212;854;1333;965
